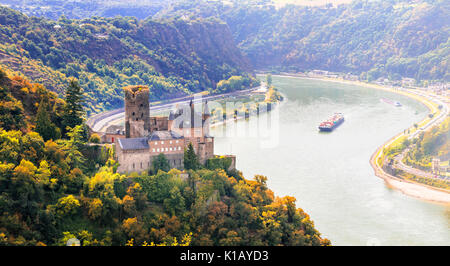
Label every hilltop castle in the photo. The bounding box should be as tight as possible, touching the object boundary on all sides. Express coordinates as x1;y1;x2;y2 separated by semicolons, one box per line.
115;85;214;173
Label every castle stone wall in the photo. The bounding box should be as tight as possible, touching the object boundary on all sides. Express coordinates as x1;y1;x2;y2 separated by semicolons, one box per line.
116;147;150;174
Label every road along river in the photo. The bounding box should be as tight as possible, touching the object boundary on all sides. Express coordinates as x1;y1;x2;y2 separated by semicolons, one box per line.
211;75;450;246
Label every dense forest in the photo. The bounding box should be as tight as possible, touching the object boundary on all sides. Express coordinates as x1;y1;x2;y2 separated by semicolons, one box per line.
157;0;449;82
0;70;329;246
6;0;448;82
3;0;447;92
0;6;257;115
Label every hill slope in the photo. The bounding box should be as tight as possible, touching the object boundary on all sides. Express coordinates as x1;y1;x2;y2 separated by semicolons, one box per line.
0;71;329;246
0;67;65;132
158;0;449;82
4;0;447;83
0;6;254;114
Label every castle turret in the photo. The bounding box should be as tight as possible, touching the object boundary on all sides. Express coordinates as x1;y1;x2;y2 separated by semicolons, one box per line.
124;85;150;138
202;100;211;136
203;100;211;120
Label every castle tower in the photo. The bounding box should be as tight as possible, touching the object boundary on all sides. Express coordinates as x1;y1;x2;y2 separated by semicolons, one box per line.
189;99;197;127
203;100;211;136
124;85;150;138
203;100;211;121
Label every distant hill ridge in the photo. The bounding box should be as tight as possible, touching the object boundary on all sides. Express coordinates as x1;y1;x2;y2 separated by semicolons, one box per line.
0;6;254;114
1;0;448;107
157;0;449;82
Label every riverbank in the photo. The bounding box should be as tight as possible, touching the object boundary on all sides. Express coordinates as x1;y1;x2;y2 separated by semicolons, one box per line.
266;73;450;204
210;91;287;129
370;135;450;205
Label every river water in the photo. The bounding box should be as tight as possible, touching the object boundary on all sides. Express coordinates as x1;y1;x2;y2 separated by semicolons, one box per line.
211;76;450;246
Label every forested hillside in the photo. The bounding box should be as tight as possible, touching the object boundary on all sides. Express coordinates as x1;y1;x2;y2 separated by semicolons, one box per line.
3;0;447;86
0;70;328;246
0;6;256;114
159;0;449;82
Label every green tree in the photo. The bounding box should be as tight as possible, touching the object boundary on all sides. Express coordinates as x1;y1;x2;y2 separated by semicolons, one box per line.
62;79;85;132
152;153;170;173
89;133;100;143
35;98;60;141
163;186;185;216
87;198;103;221
184;142;199;170
22;132;45;164
36;160;51;186
0;87;25;131
54;195;80;217
11;159;42;217
145;171;174;203
0;130;22;163
63;125;86;170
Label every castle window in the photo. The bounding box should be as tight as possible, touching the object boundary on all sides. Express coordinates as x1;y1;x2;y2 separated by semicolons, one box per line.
132;112;135;116
157;148;160;152
141;113;143;118
133;163;135;169
140;162;142;168
136;118;138;121
169;147;172;151
152;148;155;152
170;141;172;144
176;140;179;143
161;141;164;144
165;148;168;152
154;141;157;145
140;104;143;107
178;147;181;151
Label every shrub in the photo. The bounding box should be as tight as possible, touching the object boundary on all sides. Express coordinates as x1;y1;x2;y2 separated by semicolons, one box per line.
89;133;101;143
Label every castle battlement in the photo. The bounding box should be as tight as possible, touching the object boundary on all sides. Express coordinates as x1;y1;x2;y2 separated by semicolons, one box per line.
124;85;150;138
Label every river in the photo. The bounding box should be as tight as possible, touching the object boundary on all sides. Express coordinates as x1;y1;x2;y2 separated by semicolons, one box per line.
210;75;450;246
